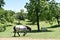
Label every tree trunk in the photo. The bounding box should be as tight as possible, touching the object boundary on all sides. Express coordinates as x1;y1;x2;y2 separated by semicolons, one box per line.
56;17;59;25
36;12;40;32
18;20;20;25
56;16;60;25
35;0;40;32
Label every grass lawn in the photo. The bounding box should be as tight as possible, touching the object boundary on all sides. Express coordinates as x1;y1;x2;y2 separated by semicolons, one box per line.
0;20;60;39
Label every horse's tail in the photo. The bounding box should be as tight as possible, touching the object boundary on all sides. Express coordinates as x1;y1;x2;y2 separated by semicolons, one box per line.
13;26;16;33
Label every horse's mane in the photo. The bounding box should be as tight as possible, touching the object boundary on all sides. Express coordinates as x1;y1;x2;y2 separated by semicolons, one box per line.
25;26;31;31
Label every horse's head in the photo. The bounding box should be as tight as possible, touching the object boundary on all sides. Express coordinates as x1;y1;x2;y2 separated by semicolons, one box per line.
26;26;31;32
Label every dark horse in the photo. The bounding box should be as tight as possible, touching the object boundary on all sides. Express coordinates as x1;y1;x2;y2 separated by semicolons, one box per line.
13;25;31;37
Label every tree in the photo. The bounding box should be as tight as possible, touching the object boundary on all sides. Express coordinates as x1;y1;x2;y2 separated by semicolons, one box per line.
39;0;60;25
35;0;40;31
15;9;26;24
25;0;42;31
25;0;60;31
19;9;25;20
0;10;15;23
0;0;5;8
48;0;60;24
0;9;6;24
5;10;15;23
25;0;52;31
39;0;53;24
0;0;5;23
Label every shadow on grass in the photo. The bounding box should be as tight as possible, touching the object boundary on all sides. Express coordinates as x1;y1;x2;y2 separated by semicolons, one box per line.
48;24;60;28
12;30;54;37
27;30;53;33
7;25;12;26
12;30;53;33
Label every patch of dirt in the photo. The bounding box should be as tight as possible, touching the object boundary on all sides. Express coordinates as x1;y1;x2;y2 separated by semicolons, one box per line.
0;38;60;40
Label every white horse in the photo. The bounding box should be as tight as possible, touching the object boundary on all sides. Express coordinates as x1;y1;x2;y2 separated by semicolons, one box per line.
13;25;31;37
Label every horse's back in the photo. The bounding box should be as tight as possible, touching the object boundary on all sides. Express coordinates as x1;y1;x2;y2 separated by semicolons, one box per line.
15;25;26;28
15;25;27;31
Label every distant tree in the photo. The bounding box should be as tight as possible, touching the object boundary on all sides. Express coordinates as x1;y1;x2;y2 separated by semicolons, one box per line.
15;9;26;24
47;0;60;24
0;10;15;24
49;0;60;24
19;9;25;20
5;10;15;23
39;0;60;25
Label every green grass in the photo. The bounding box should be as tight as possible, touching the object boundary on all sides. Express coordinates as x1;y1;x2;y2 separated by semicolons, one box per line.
0;20;60;38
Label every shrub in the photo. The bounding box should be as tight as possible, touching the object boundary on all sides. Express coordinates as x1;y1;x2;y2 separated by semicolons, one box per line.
0;23;6;32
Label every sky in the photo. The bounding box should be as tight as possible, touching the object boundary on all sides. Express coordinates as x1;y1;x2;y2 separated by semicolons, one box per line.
3;0;60;12
3;0;29;12
55;0;60;3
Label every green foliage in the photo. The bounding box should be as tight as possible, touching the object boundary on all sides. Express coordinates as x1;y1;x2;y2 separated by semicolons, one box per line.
15;9;25;20
0;23;6;32
25;0;37;24
25;0;60;31
25;0;50;24
4;10;15;23
47;0;60;24
0;0;5;8
0;9;6;24
0;9;15;24
25;0;60;25
25;0;49;31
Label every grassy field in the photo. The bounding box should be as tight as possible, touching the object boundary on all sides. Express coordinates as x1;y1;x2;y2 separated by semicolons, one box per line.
0;20;60;39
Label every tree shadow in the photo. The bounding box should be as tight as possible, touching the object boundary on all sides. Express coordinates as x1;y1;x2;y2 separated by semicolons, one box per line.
27;30;53;33
12;29;54;37
48;24;60;28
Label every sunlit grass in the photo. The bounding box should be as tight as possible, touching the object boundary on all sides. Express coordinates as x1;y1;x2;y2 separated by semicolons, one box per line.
0;20;60;38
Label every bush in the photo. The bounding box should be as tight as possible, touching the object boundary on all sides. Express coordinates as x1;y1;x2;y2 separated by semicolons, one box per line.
0;23;6;32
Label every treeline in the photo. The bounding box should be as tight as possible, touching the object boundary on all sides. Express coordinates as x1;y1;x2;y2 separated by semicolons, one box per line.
0;9;26;23
0;0;27;31
0;8;28;31
0;0;28;24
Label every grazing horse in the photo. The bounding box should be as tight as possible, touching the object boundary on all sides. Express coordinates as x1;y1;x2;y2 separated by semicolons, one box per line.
13;25;31;37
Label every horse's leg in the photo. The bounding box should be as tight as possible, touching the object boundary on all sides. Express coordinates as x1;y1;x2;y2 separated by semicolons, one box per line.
14;31;16;37
13;27;16;37
17;32;20;36
23;31;27;36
